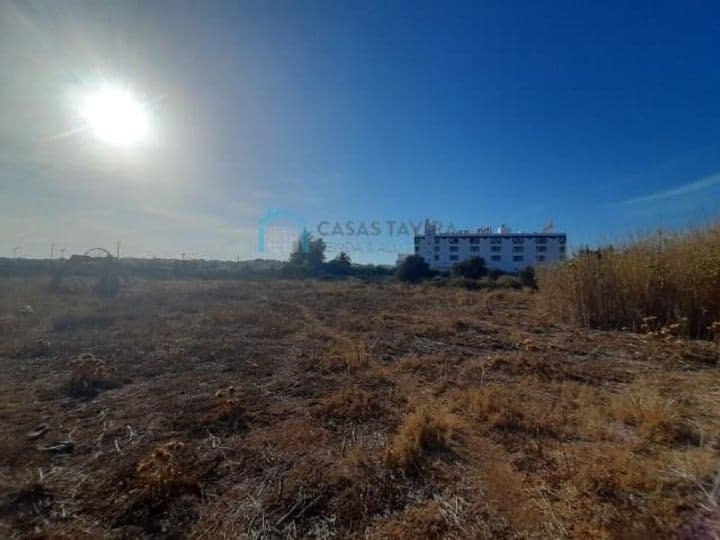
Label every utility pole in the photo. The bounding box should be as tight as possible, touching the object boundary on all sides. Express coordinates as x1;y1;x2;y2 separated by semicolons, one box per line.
116;240;121;260
50;243;55;260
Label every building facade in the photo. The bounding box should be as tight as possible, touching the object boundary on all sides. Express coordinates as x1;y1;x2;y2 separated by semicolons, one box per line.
414;223;567;273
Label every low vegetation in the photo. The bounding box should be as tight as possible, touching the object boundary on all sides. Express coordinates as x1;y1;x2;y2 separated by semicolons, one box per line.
1;274;718;538
538;222;720;340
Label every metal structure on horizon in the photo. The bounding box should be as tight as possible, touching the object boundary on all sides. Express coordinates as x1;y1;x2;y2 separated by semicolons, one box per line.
83;248;114;258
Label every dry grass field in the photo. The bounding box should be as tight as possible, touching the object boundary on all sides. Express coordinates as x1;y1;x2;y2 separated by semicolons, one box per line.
1;277;719;539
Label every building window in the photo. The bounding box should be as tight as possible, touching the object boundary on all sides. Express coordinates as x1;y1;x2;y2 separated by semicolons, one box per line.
512;237;524;244
490;237;502;244
491;246;501;252
491;255;501;261
434;246;440;252
536;237;548;244
470;246;479;252
512;246;523;253
470;238;480;244
559;236;566;245
449;246;459;252
449;255;459;261
434;255;439;260
434;238;440;244
449;238;459;244
414;246;419;252
536;246;547;253
560;245;566;253
513;255;524;261
536;255;545;262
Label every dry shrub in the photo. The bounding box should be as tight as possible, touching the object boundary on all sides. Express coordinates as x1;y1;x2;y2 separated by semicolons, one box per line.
66;353;119;398
578;446;658;499
312;340;373;373
609;389;697;445
135;440;198;497
318;385;381;420
537;223;720;340
385;410;463;471
453;385;529;433
451;382;572;441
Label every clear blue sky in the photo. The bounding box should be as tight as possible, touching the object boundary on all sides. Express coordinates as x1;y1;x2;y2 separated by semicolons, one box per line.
1;1;719;262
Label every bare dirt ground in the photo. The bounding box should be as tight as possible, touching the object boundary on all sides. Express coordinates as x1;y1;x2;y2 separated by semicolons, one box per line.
1;278;718;539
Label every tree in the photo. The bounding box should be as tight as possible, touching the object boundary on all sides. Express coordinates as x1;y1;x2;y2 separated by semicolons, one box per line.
452;256;487;279
336;251;351;265
288;230;326;271
396;255;432;283
326;251;352;276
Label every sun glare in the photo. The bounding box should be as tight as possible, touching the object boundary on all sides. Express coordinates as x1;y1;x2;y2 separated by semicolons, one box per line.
79;85;151;147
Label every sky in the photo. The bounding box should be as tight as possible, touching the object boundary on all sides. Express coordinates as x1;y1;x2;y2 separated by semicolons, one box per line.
1;0;719;263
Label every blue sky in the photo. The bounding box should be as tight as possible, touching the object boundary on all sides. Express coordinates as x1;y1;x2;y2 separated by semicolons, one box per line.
1;1;719;263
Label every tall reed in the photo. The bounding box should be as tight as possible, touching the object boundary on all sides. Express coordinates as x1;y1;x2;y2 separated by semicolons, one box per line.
537;223;720;339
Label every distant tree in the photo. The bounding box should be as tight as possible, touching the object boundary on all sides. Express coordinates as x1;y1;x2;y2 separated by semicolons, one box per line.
396;255;432;283
452;256;487;279
288;230;326;271
326;251;352;276
337;251;351;265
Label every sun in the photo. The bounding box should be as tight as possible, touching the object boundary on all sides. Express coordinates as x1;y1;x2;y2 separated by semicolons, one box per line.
79;85;151;147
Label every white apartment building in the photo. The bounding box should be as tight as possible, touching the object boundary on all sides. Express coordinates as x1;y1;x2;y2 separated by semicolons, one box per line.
414;223;567;273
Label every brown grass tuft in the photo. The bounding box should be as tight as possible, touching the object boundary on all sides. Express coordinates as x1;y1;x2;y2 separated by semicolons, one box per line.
609;388;698;445
385;410;463;471
66;353;119;398
135;440;199;497
317;385;382;419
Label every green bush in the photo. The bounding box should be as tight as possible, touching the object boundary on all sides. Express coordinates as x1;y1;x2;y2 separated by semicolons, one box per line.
452;257;488;279
396;255;433;283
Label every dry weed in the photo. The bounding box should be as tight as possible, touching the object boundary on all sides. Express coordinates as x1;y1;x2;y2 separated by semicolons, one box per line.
609;388;698;445
135;440;198;497
66;352;119;398
385;409;463;471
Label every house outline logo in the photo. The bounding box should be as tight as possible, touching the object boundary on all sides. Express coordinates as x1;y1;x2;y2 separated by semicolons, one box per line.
256;208;309;254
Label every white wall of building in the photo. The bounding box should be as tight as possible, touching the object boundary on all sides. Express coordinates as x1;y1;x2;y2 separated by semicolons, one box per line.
414;224;566;273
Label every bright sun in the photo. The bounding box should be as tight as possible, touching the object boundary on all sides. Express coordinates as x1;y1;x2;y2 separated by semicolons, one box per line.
80;85;151;147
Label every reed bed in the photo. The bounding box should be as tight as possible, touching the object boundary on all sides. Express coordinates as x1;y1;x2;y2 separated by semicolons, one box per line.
538;222;720;339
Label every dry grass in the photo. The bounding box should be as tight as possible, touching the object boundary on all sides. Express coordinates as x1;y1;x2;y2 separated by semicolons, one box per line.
385;409;464;471
66;352;120;398
608;386;697;445
1;277;719;538
317;385;382;420
135;440;199;497
538;222;720;340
